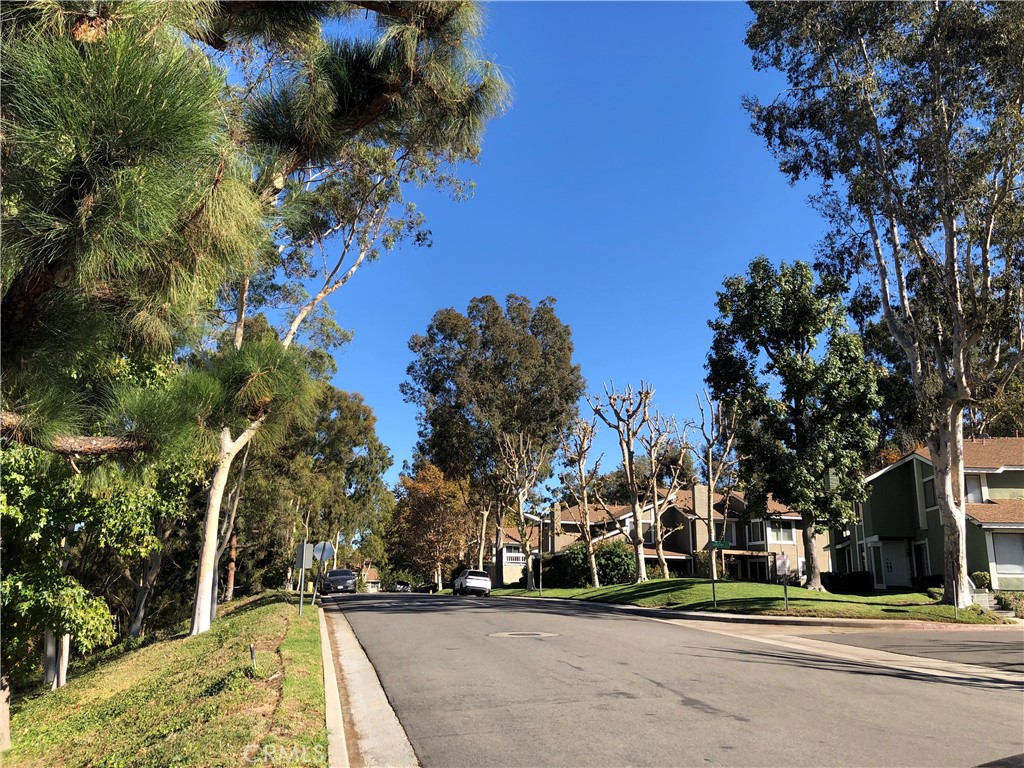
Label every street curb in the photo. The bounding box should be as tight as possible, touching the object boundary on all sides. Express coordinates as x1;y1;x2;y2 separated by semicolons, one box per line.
318;607;348;768
323;605;419;768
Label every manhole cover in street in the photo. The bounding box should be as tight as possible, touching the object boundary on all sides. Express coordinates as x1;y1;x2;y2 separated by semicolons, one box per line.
488;631;557;638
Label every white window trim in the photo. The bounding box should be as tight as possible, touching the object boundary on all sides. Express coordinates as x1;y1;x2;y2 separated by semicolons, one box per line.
964;473;989;504
747;520;765;545
912;540;930;578
770;521;796;544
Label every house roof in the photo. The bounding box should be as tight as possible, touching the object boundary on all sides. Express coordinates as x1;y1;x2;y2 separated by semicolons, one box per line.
967;499;1024;526
962;437;1024;471
706;490;797;520
501;525;539;547
364;566;380;582
642;545;692;560
559;502;631;525
883;437;1024;477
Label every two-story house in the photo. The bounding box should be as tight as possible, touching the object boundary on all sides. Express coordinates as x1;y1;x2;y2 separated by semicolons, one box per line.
687;484;830;584
828;437;1024;591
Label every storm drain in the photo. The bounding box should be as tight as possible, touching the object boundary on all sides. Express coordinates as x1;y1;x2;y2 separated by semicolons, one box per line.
488;631;557;638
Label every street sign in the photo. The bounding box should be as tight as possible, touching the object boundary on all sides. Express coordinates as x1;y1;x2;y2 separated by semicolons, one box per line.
313;540;335;561
708;540;731;550
295;541;313;571
775;553;791;577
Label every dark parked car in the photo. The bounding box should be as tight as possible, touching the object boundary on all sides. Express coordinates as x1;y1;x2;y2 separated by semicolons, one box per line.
321;568;357;594
393;580;412;593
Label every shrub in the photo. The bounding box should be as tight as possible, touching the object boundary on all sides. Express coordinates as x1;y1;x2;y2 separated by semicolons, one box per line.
995;591;1024;618
541;545;590;588
926;586;944;601
970;571;991;589
647;564;666;580
595;539;636;585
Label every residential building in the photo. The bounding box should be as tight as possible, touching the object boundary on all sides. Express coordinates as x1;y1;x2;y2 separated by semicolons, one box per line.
688;484;829;583
829;437;1024;591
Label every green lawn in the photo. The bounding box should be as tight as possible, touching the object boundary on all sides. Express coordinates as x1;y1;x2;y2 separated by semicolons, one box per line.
6;591;327;768
492;578;1002;623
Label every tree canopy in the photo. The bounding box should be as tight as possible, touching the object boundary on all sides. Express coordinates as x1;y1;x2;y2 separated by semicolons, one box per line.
745;0;1024;604
706;256;880;590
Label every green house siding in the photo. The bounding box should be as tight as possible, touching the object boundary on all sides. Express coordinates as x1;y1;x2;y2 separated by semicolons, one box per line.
918;508;945;576
864;461;918;538
985;470;1024;500
966;524;991;577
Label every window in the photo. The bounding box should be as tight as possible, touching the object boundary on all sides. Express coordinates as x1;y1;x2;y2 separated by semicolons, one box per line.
770;522;796;544
965;474;984;504
993;534;1024;575
747;520;765;544
922;478;937;509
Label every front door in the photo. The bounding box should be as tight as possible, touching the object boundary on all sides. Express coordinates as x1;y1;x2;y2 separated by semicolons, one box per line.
881;541;911;587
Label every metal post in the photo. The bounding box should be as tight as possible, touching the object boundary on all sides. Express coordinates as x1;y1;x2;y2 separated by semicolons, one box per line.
298;563;305;617
539;515;544;596
711;557;717;609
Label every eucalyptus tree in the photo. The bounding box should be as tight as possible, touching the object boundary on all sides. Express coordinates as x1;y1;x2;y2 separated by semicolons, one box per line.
745;1;1024;605
185;2;506;634
403;295;584;589
706;257;880;591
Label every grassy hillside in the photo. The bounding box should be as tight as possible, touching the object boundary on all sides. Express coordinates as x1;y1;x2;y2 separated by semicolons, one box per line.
493;578;1003;623
6;592;326;767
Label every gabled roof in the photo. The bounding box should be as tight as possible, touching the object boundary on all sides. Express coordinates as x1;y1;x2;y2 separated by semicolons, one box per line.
364;566;380;582
967;499;1024;526
962;437;1024;471
558;489;686;526
872;437;1024;481
501;525;539;548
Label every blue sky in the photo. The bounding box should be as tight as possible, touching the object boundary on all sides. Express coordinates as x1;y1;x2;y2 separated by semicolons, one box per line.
324;2;826;484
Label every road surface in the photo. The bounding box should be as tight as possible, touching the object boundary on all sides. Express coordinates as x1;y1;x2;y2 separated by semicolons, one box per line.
324;594;1023;768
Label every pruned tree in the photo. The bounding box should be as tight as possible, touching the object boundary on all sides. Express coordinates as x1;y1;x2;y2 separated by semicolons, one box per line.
745;1;1024;605
637;408;694;579
497;432;548;590
589;383;655;583
558;419;604;588
706;257;880;591
691;390;740;580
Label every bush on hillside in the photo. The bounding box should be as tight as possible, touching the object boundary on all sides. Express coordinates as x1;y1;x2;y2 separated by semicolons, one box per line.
820;571;874;593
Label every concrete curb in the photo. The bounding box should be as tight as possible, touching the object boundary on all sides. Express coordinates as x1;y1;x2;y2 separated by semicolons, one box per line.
323;605;419;768
318;607;348;768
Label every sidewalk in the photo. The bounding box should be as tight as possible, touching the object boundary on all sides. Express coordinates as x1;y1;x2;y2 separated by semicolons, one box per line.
319;603;418;768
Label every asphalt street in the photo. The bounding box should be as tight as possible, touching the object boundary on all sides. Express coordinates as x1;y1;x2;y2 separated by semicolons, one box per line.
324;594;1023;768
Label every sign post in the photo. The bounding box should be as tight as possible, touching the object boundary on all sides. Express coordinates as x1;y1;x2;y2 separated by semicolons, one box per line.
775;553;791;613
708;541;730;609
311;541;335;603
295;541;313;616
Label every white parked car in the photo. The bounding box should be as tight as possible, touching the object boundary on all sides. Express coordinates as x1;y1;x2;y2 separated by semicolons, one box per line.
453;569;491;596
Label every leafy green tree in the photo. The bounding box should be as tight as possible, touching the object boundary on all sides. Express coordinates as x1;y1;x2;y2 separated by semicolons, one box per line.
402;295;584;589
745;1;1024;605
706;257;880;591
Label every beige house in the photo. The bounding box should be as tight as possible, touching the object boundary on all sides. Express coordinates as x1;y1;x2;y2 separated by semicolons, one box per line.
688;484;830;583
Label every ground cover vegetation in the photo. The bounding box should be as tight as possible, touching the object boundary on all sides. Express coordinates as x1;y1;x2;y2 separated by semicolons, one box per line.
4;592;326;767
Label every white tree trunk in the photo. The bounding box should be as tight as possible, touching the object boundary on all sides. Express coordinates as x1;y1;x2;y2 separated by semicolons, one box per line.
930;416;971;608
630;505;648;583
191;430;237;635
56;634;70;688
